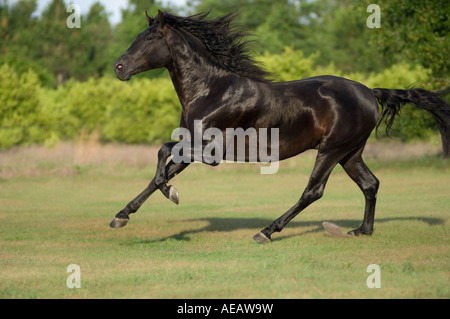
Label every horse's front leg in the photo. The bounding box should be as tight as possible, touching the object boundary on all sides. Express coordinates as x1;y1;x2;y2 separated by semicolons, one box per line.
110;142;189;228
154;142;180;204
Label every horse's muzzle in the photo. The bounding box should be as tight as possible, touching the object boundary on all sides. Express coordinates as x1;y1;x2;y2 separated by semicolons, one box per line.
114;62;131;81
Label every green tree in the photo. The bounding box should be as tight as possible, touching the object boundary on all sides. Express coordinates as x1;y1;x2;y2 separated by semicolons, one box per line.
38;0;115;83
370;0;449;84
298;1;386;73
1;0;115;85
0;0;55;85
0;0;36;55
81;2;113;78
37;0;75;84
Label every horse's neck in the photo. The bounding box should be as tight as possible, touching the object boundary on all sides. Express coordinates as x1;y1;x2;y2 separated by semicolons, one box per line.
165;28;231;109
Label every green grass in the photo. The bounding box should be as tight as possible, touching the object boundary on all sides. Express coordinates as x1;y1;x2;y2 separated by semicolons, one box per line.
0;153;449;299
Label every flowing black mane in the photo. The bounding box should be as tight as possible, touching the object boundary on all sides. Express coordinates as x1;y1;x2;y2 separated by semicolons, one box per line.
160;11;272;83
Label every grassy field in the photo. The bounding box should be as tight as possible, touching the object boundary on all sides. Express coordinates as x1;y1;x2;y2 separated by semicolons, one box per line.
0;143;449;299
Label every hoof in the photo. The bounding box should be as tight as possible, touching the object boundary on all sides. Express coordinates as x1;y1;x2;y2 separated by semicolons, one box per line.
110;217;129;229
253;232;271;244
169;186;179;205
347;229;372;237
322;222;348;238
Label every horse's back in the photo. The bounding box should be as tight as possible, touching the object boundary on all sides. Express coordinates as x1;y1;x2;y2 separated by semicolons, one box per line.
268;75;379;155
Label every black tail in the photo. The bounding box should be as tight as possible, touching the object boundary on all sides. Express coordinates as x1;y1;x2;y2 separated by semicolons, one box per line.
372;88;450;158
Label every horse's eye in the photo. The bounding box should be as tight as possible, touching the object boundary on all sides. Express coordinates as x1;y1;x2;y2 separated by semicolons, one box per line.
147;37;152;41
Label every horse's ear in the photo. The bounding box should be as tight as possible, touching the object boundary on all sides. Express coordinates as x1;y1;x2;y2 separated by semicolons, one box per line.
145;10;153;26
158;10;165;27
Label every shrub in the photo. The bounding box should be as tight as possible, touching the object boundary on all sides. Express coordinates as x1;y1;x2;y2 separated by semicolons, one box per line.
0;65;53;149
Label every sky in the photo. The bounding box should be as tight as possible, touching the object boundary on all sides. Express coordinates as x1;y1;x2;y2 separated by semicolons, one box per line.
34;0;187;25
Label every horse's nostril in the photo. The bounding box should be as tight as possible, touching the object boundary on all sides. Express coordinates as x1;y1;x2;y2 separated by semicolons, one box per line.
117;64;123;70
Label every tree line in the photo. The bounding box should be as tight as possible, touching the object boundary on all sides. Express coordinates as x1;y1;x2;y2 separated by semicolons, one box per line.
2;0;448;85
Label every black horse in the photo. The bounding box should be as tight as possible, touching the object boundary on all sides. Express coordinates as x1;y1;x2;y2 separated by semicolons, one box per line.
111;11;449;243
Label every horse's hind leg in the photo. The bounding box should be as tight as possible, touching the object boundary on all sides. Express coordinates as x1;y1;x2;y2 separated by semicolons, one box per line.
340;147;379;236
254;151;340;243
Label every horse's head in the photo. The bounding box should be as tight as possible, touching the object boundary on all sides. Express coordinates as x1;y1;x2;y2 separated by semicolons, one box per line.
114;11;171;81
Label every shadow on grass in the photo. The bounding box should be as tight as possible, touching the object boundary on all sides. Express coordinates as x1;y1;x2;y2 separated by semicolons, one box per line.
123;215;444;244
